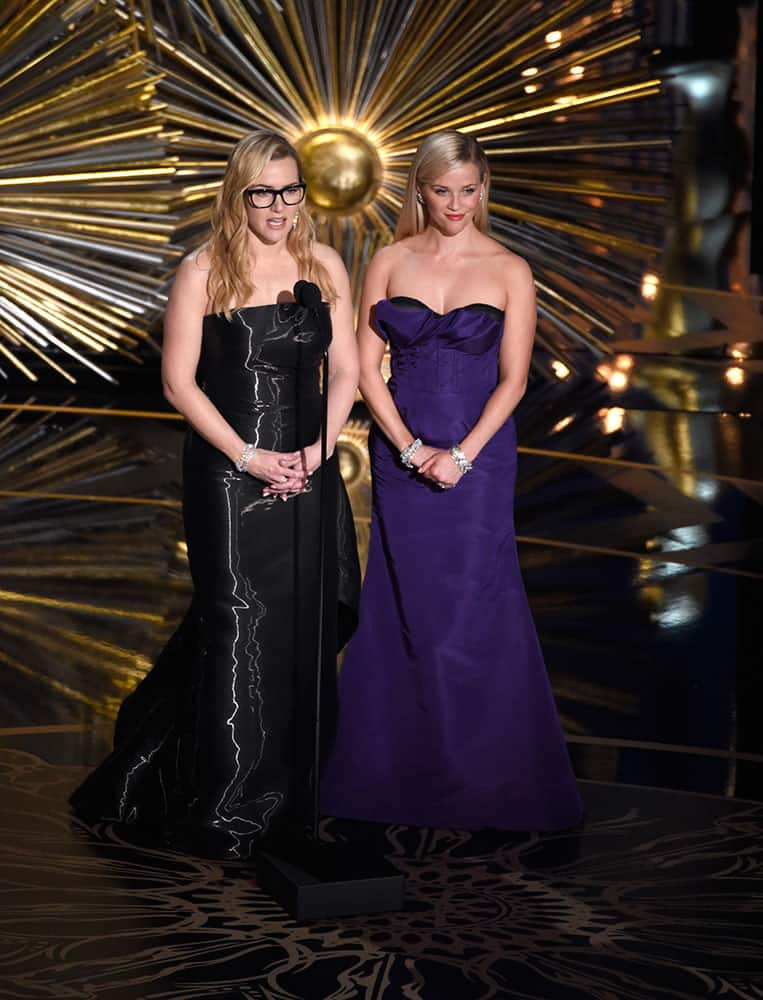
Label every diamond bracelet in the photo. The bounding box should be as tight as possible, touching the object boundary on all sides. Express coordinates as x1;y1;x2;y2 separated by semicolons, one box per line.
235;442;256;472
448;445;473;475
400;437;423;468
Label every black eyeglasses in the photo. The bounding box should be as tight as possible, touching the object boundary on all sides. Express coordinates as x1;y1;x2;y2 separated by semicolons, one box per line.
243;183;307;209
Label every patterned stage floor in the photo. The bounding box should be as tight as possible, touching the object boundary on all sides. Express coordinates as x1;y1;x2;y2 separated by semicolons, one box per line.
1;743;761;1000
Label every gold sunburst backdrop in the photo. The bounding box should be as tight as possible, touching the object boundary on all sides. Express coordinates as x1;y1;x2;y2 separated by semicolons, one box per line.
0;404;190;721
0;0;668;384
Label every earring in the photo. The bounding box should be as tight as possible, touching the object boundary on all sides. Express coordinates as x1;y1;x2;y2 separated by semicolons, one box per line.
479;190;484;202
292;212;299;230
416;192;424;206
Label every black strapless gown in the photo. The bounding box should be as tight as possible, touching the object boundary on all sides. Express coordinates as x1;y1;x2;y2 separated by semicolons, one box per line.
70;304;360;859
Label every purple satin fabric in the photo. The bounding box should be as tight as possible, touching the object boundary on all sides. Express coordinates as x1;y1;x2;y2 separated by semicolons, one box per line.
320;297;583;830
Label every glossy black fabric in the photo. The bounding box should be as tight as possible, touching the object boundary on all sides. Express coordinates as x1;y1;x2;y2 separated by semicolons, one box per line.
70;304;360;859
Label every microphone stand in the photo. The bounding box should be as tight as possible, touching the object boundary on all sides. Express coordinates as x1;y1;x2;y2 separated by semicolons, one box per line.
311;342;329;843
256;283;404;920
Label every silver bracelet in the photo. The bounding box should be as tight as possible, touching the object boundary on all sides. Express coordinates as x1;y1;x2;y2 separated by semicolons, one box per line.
400;437;423;468
235;442;256;472
448;445;473;475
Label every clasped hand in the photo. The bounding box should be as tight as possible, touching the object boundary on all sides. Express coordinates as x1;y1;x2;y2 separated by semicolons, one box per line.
412;445;463;490
249;442;323;498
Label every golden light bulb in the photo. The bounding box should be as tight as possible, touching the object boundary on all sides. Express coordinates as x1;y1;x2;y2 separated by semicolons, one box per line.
552;415;574;433
641;271;659;300
601;406;625;433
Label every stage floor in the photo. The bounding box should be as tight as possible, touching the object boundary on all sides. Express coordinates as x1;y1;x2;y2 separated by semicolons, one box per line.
1;736;761;999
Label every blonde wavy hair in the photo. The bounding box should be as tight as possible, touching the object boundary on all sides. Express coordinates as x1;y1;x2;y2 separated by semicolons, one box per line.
395;130;491;241
206;130;336;315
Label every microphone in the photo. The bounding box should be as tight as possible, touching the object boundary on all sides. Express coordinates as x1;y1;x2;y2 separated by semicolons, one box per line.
293;279;329;345
293;279;322;310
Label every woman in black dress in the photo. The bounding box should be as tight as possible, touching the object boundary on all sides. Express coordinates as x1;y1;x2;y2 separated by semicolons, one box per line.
70;131;360;859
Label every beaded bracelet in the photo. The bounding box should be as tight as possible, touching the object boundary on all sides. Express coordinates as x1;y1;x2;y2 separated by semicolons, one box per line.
448;445;473;475
235;442;256;472
400;437;423;468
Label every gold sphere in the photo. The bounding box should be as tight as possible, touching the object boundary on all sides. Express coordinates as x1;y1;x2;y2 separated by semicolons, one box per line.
297;128;382;215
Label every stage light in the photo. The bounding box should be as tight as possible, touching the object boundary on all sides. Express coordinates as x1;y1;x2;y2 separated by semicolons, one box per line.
695;479;718;502
521;67;539;77
599;406;625;433
524;84;540;94
608;370;629;391
641;272;659;300
684;73;716;102
725;366;744;386
652;593;701;629
570;65;585;76
552;415;574;433
551;359;571;379
729;343;750;360
615;354;634;371
545;30;562;48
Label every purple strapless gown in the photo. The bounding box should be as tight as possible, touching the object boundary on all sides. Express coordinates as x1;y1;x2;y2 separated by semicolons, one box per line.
320;296;583;831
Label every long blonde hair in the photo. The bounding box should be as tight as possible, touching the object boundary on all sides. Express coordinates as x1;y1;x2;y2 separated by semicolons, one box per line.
395;131;491;241
206;130;336;315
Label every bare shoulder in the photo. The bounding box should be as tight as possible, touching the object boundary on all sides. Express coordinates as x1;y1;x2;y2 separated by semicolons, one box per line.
494;243;533;285
313;242;351;302
375;240;408;264
363;240;405;280
178;244;211;272
375;238;420;281
176;246;211;280
313;240;344;269
171;247;211;299
392;234;425;258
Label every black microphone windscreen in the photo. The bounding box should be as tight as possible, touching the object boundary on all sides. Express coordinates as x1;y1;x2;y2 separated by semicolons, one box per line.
293;279;322;309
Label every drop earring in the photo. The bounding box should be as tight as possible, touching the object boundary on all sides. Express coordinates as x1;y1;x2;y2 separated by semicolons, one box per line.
479;190;484;202
292;212;299;230
416;192;424;206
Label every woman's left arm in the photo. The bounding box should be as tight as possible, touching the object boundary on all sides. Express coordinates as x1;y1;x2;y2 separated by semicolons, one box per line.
418;255;536;487
459;254;536;462
302;246;360;474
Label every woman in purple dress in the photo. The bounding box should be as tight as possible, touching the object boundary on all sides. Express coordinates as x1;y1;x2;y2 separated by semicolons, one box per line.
320;131;583;831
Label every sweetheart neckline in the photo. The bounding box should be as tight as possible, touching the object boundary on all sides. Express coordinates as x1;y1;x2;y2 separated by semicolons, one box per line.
381;296;505;318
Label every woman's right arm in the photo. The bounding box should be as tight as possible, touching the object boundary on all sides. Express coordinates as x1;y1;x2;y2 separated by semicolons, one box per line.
357;249;435;465
161;254;305;488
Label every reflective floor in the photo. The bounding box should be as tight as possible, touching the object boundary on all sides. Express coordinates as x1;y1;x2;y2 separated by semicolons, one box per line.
1;740;762;999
